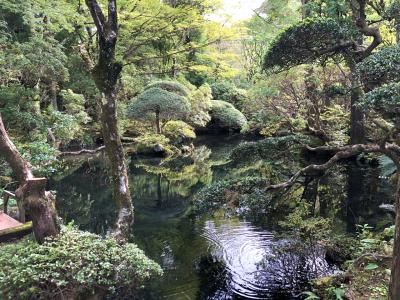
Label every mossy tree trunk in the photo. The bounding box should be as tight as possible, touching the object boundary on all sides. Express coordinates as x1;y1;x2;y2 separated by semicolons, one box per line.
86;0;133;242
0;113;59;243
390;175;400;300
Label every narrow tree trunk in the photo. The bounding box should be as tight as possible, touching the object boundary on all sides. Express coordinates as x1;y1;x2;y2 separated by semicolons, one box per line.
86;0;133;242
155;111;161;134
389;176;400;299
0;114;59;243
348;61;365;144
50;81;58;111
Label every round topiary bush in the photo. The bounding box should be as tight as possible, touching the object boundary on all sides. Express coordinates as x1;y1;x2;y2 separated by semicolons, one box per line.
144;80;189;97
127;87;191;134
209;100;247;131
0;226;163;299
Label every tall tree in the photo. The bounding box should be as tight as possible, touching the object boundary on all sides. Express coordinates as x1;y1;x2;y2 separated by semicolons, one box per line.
85;0;133;242
264;0;383;144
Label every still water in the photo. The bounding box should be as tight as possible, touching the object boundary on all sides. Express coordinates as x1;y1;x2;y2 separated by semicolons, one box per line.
51;135;394;299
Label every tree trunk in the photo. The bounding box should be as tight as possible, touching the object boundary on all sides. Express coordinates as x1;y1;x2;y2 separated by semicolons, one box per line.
50;81;58;111
0;113;59;243
86;0;133;242
155;111;161;134
99;90;133;242
389;176;400;299
348;61;365;144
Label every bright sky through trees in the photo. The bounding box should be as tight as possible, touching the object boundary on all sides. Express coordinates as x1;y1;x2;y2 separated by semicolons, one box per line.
210;0;265;23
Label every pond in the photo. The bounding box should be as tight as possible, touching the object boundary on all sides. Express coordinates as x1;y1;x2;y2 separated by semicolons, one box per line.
50;134;394;300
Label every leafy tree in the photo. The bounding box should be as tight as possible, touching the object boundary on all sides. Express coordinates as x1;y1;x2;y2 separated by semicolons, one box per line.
263;1;385;144
127;87;191;134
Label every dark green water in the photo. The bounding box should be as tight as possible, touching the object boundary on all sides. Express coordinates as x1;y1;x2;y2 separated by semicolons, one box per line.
51;135;394;299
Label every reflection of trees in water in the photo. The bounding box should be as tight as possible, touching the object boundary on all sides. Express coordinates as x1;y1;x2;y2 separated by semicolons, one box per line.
255;241;336;299
298;161;394;232
51;159;116;234
132;146;213;215
195;240;335;299
134;217;210;300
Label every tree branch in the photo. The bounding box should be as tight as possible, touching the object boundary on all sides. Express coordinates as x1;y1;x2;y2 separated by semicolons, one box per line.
85;0;106;38
267;143;399;191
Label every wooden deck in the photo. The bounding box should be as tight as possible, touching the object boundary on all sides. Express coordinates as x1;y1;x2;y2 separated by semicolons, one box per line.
0;212;21;230
0;212;32;242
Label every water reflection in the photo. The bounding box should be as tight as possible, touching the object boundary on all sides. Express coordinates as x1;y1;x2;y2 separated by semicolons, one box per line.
51;134;394;299
200;219;337;299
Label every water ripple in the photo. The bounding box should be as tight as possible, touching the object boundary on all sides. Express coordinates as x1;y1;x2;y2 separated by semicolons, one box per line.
202;220;337;299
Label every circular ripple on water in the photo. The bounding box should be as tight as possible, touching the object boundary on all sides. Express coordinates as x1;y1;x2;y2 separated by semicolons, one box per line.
202;220;336;299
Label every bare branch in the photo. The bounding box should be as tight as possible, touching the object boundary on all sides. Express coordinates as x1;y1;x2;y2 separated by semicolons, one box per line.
267;143;399;191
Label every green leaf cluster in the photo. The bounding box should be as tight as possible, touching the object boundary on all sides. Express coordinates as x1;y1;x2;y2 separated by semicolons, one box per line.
127;87;191;121
0;226;162;299
210;100;247;130
263;17;356;72
357;45;400;87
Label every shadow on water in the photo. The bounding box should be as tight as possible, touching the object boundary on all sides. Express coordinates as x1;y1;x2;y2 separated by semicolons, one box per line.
51;134;394;299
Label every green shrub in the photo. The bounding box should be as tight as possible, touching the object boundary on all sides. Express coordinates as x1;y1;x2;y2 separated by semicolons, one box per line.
210;100;247;130
187;84;212;127
20;140;59;176
229;135;314;163
210;81;248;110
163;120;196;144
0;226;162;299
144;80;189;97
192;176;272;215
127;88;191;123
135;134;174;155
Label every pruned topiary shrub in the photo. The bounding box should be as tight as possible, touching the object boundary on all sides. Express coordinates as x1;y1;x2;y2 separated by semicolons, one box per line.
126;87;191;134
209;100;247;131
0;226;162;299
144;80;190;97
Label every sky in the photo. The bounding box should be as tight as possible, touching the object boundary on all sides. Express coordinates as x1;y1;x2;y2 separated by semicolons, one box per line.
210;0;265;23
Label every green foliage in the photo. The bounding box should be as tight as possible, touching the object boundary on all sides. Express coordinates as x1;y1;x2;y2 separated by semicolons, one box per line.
48;111;87;144
135;134;174;155
0;85;43;133
210;80;236;100
20;141;59;176
357;45;400;86
263;18;356;72
127;87;191;122
230;135;314;163
210;81;248;110
362;82;400;111
0;226;162;299
279;200;332;241
320;104;350;145
187;84;212;127
163;120;196;144
192;176;272;215
210;100;247;130
145;80;190;97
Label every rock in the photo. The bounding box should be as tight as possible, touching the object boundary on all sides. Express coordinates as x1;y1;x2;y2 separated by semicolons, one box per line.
154;144;165;154
379;203;395;213
181;145;192;153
